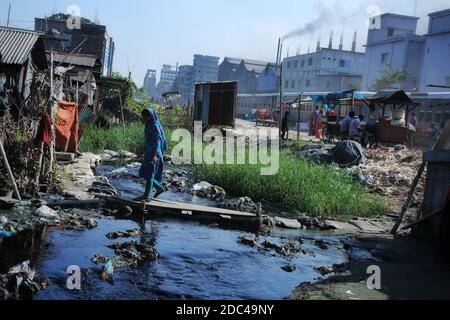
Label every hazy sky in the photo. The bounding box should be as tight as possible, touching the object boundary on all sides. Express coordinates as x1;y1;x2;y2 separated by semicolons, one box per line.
1;0;449;86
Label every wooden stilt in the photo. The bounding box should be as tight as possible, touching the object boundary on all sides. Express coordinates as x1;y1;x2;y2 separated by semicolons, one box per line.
0;139;22;200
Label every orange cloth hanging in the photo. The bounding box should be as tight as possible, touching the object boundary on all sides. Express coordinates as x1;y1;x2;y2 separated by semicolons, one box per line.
55;100;79;153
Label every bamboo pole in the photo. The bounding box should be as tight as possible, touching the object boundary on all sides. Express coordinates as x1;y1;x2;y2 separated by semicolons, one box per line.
0;139;21;200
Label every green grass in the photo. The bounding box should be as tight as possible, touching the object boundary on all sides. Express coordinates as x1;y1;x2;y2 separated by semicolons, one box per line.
78;122;145;154
192;152;388;218
79;124;388;217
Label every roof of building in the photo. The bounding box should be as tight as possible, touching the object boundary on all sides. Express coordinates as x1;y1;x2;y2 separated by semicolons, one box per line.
223;57;276;74
48;52;98;67
379;13;419;20
428;8;450;17
0;27;43;65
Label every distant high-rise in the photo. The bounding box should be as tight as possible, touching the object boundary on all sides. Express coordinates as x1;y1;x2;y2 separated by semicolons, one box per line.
172;65;193;104
154;64;177;98
192;54;219;84
143;69;157;97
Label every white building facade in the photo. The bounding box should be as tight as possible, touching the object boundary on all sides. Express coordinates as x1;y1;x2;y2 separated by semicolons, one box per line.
420;9;450;91
362;9;450;92
282;47;365;93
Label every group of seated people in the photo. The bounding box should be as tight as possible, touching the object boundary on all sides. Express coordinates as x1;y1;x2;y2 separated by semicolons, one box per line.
340;111;376;148
340;111;364;138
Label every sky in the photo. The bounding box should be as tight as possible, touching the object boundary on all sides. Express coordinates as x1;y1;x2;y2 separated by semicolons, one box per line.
1;0;449;86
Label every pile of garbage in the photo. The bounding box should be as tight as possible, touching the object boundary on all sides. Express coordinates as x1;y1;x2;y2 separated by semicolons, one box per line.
163;169;189;193
0;261;48;300
296;140;366;167
191;181;226;201
219;197;261;214
0;205;100;237
92;229;160;282
347;145;423;204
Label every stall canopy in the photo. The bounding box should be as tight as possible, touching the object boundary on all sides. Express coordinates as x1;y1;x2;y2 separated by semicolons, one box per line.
365;90;416;106
310;90;366;111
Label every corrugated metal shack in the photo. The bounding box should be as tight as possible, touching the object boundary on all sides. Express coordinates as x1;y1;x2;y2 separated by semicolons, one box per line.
194;81;237;129
414;121;450;253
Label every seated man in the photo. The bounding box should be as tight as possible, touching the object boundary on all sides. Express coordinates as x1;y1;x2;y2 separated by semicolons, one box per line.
340;111;355;137
349;114;364;139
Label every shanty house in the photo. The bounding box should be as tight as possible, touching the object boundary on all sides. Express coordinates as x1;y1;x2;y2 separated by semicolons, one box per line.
0;27;47;115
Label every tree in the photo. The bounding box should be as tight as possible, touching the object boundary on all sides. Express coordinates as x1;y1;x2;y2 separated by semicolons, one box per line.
371;66;410;91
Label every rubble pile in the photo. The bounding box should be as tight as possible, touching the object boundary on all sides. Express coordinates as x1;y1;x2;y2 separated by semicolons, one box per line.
0;261;48;300
219;197;261;214
100;150;137;162
237;237;304;258
349;145;424;205
191;181;226;201
106;240;160;268
163;169;189;192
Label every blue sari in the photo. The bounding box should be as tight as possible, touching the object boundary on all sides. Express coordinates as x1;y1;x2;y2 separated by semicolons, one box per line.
139;108;167;191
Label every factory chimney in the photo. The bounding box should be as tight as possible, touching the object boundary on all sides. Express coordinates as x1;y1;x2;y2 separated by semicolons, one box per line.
339;33;343;50
351;31;357;52
328;31;334;49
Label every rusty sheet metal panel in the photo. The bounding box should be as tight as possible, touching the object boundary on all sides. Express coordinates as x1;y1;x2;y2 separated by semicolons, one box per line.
194;81;237;127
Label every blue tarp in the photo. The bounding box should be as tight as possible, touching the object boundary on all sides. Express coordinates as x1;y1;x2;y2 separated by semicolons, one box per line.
310;90;366;111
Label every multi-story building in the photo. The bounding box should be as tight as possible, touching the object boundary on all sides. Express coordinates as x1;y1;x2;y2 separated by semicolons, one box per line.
172;65;193;104
192;55;219;84
35;13;114;77
218;57;278;93
362;13;426;91
420;9;450;91
143;69;157;97
362;9;450;92
154;64;177;98
282;41;365;93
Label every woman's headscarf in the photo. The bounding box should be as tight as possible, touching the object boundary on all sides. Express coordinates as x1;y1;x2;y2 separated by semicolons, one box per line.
144;108;167;153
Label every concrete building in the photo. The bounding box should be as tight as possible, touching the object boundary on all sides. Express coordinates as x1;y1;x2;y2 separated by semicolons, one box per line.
218;57;278;93
282;44;365;93
143;69;157;97
172;65;193;104
35;13;115;77
362;13;426;91
420;9;450;91
154;64;177;99
192;54;219;85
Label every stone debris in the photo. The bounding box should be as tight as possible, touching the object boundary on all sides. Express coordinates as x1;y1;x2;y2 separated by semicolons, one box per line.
274;217;302;229
35;205;59;219
237;236;257;247
0;261;48;300
163;169;189;192
281;265;297;273
100;150;137;162
106;229;144;240
88;180;120;197
191;181;226;201
106;240;160;268
219;197;261;214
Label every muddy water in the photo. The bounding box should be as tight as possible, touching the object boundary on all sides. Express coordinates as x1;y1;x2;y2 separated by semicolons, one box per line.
1;165;348;300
